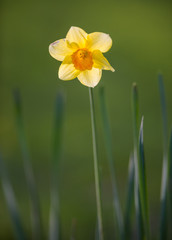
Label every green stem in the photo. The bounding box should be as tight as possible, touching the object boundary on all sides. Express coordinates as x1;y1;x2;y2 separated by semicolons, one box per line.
99;87;124;240
89;87;104;240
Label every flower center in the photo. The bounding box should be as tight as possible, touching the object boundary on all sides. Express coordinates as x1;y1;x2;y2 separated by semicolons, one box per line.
72;48;93;71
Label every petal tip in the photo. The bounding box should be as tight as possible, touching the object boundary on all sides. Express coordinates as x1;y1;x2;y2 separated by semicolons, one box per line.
69;26;75;30
69;26;82;32
58;70;63;80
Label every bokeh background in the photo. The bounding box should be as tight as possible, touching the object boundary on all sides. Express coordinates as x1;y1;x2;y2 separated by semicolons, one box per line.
1;0;172;239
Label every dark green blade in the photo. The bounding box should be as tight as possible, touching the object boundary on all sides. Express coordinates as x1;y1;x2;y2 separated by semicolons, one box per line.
13;89;43;240
169;129;172;237
49;92;65;240
132;83;144;240
138;117;150;239
0;154;26;240
124;154;134;239
158;74;168;240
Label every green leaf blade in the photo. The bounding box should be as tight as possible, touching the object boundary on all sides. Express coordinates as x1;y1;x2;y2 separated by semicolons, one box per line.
49;91;65;240
138;117;150;239
158;75;168;240
13;89;43;240
0;154;26;240
124;154;134;239
132;83;144;240
169;129;172;230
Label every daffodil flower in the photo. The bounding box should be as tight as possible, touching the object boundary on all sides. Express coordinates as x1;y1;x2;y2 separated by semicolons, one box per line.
49;26;115;87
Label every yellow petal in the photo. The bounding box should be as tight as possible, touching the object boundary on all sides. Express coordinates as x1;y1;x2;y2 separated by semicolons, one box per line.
92;50;115;72
58;56;80;80
49;39;74;61
66;26;87;48
87;32;112;53
77;68;102;88
66;40;79;50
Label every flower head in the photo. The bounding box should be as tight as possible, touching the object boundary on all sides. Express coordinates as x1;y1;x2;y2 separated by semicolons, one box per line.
49;26;115;87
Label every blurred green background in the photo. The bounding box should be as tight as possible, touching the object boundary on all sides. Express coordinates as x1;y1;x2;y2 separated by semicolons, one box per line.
1;0;172;239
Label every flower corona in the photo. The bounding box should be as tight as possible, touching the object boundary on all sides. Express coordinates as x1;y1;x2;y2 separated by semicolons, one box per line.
72;49;93;71
49;26;115;87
